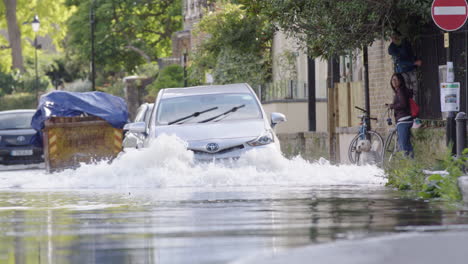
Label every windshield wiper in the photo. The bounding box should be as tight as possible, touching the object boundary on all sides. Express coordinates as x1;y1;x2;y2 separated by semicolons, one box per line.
168;106;218;125
198;104;245;123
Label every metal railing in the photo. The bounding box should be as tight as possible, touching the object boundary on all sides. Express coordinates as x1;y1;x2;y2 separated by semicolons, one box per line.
255;80;308;102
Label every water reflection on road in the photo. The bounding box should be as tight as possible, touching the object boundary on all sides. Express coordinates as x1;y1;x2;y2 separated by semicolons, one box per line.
0;136;467;263
0;186;467;264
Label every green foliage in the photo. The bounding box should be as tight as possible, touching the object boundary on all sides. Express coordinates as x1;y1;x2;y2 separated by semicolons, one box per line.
418;149;466;201
0;70;49;96
0;72;15;96
0;0;74;71
132;62;159;79
212;47;267;86
44;55;80;89
146;64;184;97
0;93;37;111
101;81;125;98
386;142;465;202
191;3;272;87
385;152;426;191
65;0;182;73
257;0;433;58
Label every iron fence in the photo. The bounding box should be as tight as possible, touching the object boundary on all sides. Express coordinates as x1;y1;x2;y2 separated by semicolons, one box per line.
255;80;308;102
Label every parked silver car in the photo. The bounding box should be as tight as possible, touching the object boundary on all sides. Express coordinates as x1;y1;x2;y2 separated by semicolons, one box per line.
123;103;154;148
124;83;286;161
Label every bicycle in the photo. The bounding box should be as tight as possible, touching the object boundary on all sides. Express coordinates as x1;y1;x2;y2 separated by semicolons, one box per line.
382;106;399;166
347;106;384;165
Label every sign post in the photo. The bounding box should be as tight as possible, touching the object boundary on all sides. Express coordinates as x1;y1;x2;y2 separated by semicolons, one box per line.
432;0;468;154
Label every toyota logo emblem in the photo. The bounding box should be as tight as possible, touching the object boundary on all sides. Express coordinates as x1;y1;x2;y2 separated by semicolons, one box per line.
206;143;219;153
16;136;26;142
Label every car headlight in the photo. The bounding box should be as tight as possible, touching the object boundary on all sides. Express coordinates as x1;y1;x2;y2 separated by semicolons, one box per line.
247;130;274;146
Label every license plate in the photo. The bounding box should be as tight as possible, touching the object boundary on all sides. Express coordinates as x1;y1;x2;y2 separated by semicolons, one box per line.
11;149;33;156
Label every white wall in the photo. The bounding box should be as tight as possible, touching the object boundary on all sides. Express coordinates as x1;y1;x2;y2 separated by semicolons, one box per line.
262;102;308;133
270;31;331;134
316;102;328;132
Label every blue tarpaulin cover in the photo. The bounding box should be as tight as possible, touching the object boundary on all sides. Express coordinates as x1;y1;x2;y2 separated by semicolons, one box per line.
31;91;128;146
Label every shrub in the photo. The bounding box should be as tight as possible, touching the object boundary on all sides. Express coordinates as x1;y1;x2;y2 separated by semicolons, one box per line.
385;139;465;202
0;93;37;111
146;64;184;97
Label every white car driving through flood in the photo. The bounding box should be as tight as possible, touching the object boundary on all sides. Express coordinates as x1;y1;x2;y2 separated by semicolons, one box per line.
124;83;286;161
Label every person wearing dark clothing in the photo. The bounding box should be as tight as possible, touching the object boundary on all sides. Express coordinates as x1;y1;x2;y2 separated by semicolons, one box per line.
388;38;419;73
389;73;414;158
388;32;421;98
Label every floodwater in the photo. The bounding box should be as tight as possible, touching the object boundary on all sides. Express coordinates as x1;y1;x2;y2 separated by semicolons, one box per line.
0;135;467;264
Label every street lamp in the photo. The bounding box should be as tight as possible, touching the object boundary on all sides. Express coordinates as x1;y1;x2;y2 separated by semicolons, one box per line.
31;15;40;103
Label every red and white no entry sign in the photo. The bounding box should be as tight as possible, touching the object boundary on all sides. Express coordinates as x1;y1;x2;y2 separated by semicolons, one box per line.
432;0;468;31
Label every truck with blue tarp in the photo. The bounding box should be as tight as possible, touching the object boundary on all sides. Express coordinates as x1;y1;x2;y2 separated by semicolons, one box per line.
32;91;128;172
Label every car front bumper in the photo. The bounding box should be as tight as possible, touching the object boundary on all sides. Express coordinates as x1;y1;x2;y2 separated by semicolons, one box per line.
0;146;44;165
192;143;277;162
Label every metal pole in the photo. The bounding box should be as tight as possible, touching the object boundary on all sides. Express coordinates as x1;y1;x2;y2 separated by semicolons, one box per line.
363;46;371;130
446;32;456;154
35;36;38;104
308;57;316;131
90;0;96;91
456;112;467;157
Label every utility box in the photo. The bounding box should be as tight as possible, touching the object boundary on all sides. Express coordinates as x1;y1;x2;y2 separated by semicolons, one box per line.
42;116;123;172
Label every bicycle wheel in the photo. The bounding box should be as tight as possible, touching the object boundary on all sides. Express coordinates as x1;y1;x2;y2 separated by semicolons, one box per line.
383;129;398;166
348;131;384;165
348;134;361;164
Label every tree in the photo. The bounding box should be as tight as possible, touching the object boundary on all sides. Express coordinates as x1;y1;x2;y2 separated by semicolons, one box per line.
2;0;24;72
146;64;184;97
257;0;433;58
65;0;182;74
0;0;74;72
191;3;273;86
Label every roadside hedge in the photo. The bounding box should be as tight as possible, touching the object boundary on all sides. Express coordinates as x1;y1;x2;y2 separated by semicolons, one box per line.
0;93;37;111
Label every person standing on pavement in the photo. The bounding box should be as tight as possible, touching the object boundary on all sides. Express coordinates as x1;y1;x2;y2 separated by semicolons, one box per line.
388;31;422;99
389;73;414;158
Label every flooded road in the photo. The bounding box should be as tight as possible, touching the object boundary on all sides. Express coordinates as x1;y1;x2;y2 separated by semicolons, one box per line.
1;186;468;264
0;136;467;263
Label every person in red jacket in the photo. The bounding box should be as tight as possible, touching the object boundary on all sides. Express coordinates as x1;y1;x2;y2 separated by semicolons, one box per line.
389;73;414;158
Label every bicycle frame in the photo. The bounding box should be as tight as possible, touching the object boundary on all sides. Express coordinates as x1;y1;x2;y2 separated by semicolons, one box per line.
358;120;369;140
382;107;400;165
348;106;384;165
356;106;375;140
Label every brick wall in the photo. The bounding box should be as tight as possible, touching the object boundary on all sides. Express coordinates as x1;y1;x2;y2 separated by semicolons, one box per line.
367;39;395;134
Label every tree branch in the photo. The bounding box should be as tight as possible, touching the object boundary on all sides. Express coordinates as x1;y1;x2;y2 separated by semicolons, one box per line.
125;45;152;63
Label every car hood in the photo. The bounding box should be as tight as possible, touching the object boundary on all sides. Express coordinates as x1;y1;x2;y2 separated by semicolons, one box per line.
154;119;267;141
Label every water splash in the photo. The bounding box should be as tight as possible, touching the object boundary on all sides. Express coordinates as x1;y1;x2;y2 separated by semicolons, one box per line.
0;134;386;189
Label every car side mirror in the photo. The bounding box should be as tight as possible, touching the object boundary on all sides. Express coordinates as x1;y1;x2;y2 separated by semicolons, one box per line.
271;112;286;128
123;122;146;133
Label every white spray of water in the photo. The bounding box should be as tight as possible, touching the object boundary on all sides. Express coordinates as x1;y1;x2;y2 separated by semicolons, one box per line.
0;134;386;189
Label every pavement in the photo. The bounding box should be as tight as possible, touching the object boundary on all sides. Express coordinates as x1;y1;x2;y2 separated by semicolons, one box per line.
232;231;468;264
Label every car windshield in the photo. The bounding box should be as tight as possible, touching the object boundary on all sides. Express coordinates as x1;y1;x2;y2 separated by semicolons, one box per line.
0;112;34;130
157;93;262;125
